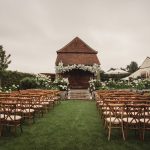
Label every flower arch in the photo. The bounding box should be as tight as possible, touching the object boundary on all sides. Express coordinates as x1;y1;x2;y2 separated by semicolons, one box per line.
55;62;101;75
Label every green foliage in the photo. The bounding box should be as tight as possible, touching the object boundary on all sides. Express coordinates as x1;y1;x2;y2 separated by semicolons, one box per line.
53;77;69;91
0;45;11;87
0;45;11;71
0;84;19;92
1;70;35;88
20;77;38;89
94;79;150;90
135;79;150;90
89;79;101;92
126;61;138;73
104;79;132;89
36;74;52;89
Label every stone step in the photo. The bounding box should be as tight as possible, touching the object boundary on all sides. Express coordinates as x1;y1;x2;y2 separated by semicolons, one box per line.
68;89;92;100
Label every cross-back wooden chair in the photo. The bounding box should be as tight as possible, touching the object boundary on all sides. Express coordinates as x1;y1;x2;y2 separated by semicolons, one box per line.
105;103;125;141
123;103;145;140
140;104;150;140
31;95;44;117
0;102;5;136
1;102;23;135
19;97;35;124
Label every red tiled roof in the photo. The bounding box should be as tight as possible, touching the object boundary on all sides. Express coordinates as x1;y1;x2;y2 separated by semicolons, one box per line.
56;53;100;65
57;37;97;54
55;37;100;66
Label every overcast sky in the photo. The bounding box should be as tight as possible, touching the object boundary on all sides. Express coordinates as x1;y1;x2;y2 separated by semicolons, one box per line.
0;0;150;74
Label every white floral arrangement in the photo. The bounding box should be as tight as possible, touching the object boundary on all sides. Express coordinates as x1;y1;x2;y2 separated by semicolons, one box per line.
36;74;51;82
89;79;101;92
36;73;51;88
53;77;69;91
53;77;69;85
55;62;100;74
58;84;68;90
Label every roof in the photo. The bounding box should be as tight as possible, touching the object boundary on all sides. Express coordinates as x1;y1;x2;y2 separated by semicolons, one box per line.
56;53;100;65
105;69;129;75
122;57;150;80
40;73;55;75
56;37;100;66
57;37;98;54
139;57;150;69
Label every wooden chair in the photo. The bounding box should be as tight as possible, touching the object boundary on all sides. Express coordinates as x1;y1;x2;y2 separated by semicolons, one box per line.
105;103;125;141
123;104;144;140
1;102;23;135
0;102;5;136
140;104;150;140
31;95;44;117
19;97;35;124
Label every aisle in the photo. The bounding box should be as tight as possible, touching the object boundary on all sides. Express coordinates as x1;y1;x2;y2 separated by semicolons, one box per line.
0;101;150;150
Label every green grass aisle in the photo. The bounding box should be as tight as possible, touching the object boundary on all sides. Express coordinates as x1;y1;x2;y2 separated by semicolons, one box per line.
0;100;150;150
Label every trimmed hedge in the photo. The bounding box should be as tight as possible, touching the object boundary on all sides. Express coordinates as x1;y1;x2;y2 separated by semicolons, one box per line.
1;70;35;88
100;72;130;81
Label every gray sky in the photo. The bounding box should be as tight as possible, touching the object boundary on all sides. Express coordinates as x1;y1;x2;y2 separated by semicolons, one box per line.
0;0;150;74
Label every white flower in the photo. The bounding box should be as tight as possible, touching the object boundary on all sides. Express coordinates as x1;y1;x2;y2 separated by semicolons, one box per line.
55;63;100;74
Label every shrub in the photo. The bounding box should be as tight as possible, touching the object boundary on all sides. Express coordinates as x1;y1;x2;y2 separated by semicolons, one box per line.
53;77;69;91
20;77;38;89
36;74;52;89
89;79;101;92
1;70;35;88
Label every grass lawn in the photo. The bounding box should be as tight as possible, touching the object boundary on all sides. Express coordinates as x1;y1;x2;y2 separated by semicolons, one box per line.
0;100;150;150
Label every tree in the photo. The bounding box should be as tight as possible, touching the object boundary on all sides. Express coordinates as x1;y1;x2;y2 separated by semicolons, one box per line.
108;68;115;71
0;45;11;88
126;61;138;73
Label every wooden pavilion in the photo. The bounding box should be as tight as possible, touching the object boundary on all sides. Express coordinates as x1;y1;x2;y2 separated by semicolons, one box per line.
55;37;100;89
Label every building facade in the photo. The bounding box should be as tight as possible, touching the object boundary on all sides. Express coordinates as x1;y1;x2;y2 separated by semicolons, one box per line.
55;37;100;89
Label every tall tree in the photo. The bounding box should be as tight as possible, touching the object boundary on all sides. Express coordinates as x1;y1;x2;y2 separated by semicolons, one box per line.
0;45;11;88
126;61;138;73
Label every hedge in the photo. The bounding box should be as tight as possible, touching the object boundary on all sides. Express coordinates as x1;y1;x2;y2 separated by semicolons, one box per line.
1;70;36;88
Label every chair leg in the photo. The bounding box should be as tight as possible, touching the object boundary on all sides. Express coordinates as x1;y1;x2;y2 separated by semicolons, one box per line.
20;124;23;133
0;125;3;136
33;112;35;123
121;125;125;140
124;124;128;139
108;124;111;141
142;127;145;141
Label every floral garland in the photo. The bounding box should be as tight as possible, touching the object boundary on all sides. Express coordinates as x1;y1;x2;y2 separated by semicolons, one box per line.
55;62;100;74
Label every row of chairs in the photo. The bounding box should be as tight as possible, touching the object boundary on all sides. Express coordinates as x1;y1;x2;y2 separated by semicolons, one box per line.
0;89;61;136
95;90;150;141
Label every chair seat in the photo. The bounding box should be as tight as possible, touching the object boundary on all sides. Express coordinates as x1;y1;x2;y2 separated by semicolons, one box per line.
123;117;139;123
53;97;59;100
117;111;127;116
140;118;150;123
41;102;49;105
103;111;113;115
106;117;122;124
22;109;35;113
98;103;103;106
48;100;54;102
6;115;22;121
12;109;22;112
0;114;5;119
33;105;43;108
141;112;150;116
102;107;109;110
22;104;32;108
